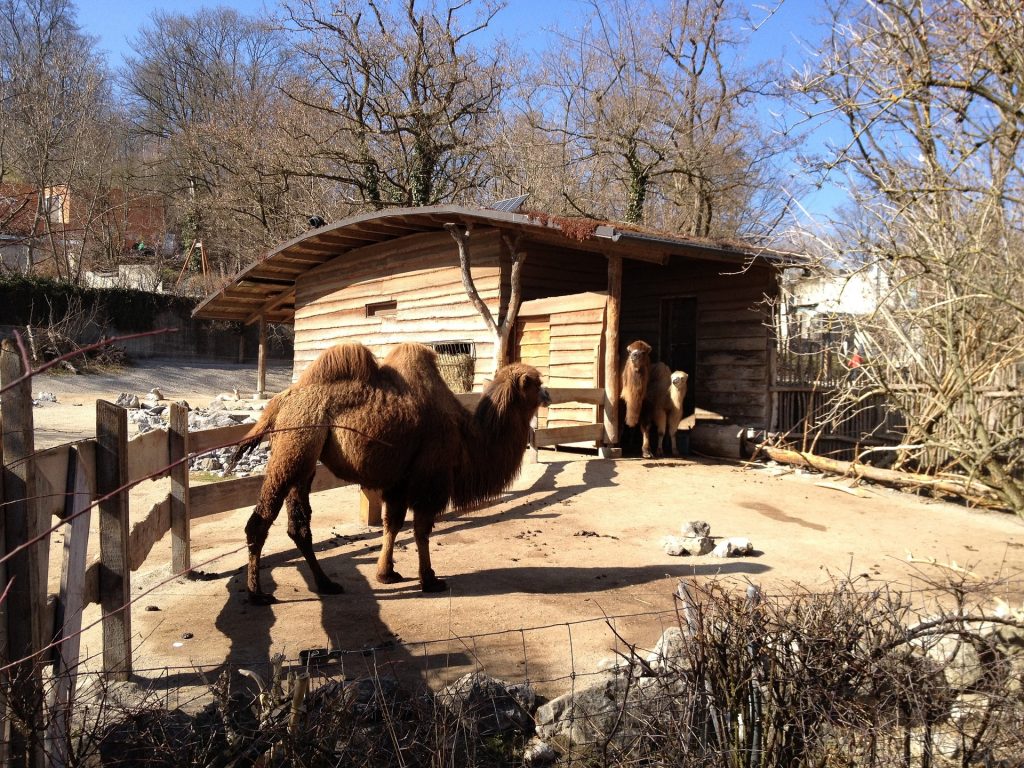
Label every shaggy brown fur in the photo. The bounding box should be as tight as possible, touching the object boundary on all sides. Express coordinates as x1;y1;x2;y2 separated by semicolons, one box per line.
620;340;653;429
649;369;689;457
231;342;549;604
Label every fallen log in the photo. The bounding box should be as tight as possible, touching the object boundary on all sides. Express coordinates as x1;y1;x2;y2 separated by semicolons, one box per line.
757;445;1003;506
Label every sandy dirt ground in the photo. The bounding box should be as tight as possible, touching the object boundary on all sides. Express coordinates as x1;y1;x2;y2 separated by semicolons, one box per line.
28;360;1024;707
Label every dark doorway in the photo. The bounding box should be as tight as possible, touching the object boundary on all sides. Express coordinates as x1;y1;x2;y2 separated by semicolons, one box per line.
659;296;697;417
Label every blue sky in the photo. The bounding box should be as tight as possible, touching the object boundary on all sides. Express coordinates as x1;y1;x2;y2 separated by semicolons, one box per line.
75;0;845;220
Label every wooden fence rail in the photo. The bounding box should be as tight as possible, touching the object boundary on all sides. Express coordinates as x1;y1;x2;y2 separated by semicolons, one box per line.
1;383;610;721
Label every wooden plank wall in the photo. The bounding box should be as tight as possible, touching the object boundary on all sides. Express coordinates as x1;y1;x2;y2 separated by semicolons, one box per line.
516;243;608;300
517;293;607;429
620;259;776;427
293;229;504;389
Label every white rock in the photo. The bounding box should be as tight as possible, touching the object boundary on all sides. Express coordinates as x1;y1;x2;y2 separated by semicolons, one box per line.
523;737;558;766
711;537;754;557
663;535;713;556
645;627;689;674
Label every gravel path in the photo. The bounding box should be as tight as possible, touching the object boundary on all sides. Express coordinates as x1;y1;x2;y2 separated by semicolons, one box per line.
35;357;293;400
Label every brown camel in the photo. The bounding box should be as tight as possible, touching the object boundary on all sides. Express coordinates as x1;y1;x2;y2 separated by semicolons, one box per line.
230;342;549;604
620;339;673;458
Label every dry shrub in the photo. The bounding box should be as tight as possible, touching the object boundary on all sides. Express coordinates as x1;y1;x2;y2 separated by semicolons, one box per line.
6;574;1022;767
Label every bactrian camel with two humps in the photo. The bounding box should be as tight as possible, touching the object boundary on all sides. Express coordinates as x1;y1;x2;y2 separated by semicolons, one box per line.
231;342;550;604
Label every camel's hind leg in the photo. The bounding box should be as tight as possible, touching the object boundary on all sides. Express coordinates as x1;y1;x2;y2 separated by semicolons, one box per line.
245;484;289;605
375;496;409;584
246;426;327;605
413;509;446;592
286;475;343;595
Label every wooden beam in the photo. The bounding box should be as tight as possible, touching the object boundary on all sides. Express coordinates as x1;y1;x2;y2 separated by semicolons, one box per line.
126;427;169;485
256;316;267;399
47;446;92;767
169;403;190;575
360;487;383;526
0;338;45;764
533;423;605;447
245;288;294;326
96;400;131;680
518;292;608;317
190;466;351;520
190;422;254;455
604;255;622;445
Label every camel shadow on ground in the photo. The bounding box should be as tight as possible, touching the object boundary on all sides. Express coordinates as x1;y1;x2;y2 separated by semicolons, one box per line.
395;562;772;601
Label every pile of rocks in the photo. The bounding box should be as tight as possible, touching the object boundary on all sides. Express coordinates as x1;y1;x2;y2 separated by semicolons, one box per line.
32;391;58;407
662;520;755;558
114;391;270;475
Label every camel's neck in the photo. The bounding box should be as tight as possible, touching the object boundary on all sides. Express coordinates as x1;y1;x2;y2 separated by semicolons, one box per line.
622;365;648;427
450;398;533;509
670;386;686;408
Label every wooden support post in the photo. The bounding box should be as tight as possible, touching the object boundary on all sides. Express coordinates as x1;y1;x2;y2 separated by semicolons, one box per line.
256;316;268;399
602;254;623;455
169;402;191;575
96;400;132;680
0;338;45;765
46;447;92;768
359;487;382;526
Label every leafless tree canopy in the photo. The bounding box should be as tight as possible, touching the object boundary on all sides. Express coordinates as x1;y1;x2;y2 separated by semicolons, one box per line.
0;0;112;280
282;0;508;209
507;0;791;236
790;0;1024;514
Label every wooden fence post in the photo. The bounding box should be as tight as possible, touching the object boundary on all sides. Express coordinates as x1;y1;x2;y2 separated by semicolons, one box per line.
46;447;93;767
359;487;382;526
96;400;132;680
1;338;46;766
602;254;623;457
169;402;191;575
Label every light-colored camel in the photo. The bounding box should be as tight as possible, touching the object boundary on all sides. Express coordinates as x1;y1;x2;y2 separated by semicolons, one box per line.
230;342;549;604
649;369;689;457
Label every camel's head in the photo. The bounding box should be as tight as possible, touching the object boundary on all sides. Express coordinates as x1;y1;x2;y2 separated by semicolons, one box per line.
487;363;549;412
671;370;689;389
625;340;652;370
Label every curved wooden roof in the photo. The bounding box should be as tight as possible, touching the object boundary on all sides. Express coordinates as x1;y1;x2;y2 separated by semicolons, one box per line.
193;205;791;324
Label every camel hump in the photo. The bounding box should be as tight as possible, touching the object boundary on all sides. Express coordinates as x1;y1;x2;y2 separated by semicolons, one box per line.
649;362;671;388
297;343;379;386
383;343;440;379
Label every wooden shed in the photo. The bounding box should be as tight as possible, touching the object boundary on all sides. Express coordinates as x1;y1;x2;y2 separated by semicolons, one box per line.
194;205;791;449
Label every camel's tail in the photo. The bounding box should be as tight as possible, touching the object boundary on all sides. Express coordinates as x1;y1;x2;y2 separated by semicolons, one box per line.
226;389;288;471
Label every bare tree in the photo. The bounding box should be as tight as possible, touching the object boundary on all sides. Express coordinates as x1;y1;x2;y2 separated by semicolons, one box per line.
123;7;315;280
517;0;788;235
282;0;509;209
0;0;112;280
791;0;1024;514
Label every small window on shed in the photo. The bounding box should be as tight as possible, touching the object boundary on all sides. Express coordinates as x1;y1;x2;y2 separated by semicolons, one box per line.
366;299;397;317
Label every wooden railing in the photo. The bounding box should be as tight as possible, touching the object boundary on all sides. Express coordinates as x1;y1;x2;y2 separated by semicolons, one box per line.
456;386;607;450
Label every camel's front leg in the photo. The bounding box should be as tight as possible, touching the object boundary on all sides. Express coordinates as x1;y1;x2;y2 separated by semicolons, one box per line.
413;511;447;592
641;421;655;459
375;500;408;584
